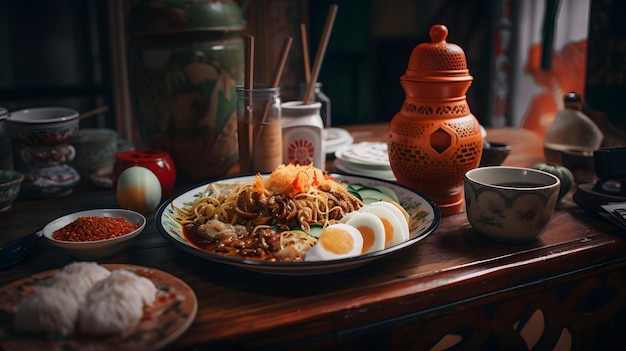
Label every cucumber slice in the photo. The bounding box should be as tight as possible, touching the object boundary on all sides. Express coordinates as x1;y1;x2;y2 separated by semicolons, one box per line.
345;183;399;204
348;190;363;201
347;184;367;191
358;188;397;203
373;185;400;203
309;224;324;238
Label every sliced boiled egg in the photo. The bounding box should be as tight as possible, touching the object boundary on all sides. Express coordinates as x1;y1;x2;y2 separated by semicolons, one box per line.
368;201;410;227
304;223;363;261
344;212;386;254
359;202;410;248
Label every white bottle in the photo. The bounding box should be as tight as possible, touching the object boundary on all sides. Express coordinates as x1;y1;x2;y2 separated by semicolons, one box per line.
281;101;325;169
544;92;604;165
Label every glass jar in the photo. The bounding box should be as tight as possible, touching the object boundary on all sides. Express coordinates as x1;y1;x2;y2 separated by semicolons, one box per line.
298;82;331;128
236;86;283;174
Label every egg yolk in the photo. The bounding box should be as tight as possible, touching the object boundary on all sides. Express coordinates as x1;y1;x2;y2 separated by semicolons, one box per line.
320;227;354;255
381;218;395;246
388;201;410;222
355;225;376;254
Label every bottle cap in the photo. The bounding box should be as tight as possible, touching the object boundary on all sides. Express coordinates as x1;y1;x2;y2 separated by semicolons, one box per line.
563;92;583;110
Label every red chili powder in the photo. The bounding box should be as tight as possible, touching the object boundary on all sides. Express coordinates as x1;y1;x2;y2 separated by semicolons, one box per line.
52;216;139;242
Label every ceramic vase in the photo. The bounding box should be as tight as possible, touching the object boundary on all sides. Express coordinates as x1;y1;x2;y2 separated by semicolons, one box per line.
127;0;245;181
387;24;483;216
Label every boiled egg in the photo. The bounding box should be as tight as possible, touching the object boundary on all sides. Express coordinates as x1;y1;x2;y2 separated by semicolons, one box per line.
359;202;410;248
304;223;363;261
344;212;386;254
116;166;162;214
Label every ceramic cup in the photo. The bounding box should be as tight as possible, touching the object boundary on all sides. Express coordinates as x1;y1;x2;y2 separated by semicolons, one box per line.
464;166;561;244
562;149;595;184
480;142;512;167
71;128;118;175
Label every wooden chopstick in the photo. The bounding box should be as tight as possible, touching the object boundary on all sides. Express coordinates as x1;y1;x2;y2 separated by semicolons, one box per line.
302;4;338;105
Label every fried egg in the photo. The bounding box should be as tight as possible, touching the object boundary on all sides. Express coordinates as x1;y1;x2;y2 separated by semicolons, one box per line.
344;212;386;254
359;202;410;248
304;223;364;261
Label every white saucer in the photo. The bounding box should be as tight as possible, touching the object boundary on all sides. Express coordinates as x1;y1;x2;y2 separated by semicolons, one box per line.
335;142;390;168
334;159;396;181
324;128;354;155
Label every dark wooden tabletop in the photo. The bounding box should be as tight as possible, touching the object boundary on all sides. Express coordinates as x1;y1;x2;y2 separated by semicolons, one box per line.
1;124;625;350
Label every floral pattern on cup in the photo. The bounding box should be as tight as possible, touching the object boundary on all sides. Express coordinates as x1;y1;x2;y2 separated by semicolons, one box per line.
20;145;76;167
21;165;80;197
465;182;554;236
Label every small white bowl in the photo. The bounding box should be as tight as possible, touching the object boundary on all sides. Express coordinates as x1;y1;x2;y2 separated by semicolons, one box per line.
42;209;146;260
0;170;24;212
464;166;560;244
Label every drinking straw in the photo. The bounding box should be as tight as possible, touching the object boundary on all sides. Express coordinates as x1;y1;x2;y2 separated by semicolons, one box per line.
302;4;338;105
244;34;254;171
300;23;311;84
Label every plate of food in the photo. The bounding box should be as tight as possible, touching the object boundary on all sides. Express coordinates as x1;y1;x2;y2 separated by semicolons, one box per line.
156;164;440;275
0;262;197;351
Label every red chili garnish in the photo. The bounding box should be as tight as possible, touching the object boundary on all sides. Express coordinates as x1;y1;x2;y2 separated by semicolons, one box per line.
52;216;139;242
323;170;334;181
293;171;309;193
312;170;320;186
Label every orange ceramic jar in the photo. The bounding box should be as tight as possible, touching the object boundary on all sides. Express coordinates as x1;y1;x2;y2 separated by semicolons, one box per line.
388;24;483;216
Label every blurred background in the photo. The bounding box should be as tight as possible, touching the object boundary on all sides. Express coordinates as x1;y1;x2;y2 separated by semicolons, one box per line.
0;0;623;145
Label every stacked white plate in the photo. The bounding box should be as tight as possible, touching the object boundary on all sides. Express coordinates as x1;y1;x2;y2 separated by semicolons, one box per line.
334;142;396;181
324;128;354;155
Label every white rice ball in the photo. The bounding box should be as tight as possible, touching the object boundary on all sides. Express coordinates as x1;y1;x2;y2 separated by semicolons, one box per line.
13;285;80;336
78;269;157;335
48;261;111;302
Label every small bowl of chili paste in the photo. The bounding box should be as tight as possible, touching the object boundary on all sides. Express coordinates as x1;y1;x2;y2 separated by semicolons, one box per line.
42;209;146;260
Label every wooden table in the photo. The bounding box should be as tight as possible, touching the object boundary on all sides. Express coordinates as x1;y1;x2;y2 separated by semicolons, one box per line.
1;124;625;350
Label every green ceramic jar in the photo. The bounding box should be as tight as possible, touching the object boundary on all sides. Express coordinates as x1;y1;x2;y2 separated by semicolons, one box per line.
127;0;245;181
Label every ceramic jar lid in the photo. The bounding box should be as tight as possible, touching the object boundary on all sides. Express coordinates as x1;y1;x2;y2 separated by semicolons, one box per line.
129;0;245;33
403;24;472;83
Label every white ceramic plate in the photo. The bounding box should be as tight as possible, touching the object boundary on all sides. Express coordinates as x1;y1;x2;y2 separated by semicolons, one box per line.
335;142;391;168
324;127;354;155
156;174;440;275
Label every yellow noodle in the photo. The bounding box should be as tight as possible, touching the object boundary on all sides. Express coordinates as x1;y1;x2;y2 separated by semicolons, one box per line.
169;166;364;262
